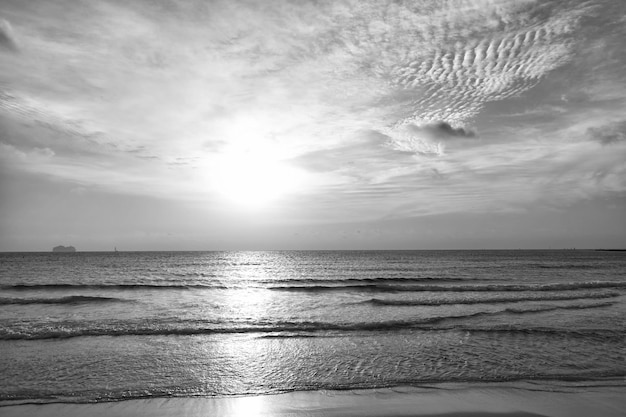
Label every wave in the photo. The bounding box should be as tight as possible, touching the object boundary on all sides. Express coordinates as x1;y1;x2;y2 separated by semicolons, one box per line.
256;326;625;342
4;280;625;293
261;276;469;285
0;277;470;292
534;263;600;270
3;375;626;406
0;296;130;305
450;326;625;341
365;292;621;306
0;283;228;291
1;302;615;340
270;281;626;293
497;302;615;314
172;272;217;278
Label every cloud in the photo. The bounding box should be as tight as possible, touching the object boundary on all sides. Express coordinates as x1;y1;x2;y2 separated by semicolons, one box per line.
0;19;18;52
0;0;624;224
421;122;476;139
293;130;413;174
379;121;476;156
587;121;626;145
378;1;593;126
0;90;120;158
0;142;54;162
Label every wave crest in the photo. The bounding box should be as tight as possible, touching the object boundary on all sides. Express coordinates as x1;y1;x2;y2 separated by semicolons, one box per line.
365;292;620;306
271;281;626;293
0;295;129;305
1;301;614;340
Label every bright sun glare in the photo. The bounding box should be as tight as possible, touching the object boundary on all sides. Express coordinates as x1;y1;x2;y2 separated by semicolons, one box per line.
212;150;304;209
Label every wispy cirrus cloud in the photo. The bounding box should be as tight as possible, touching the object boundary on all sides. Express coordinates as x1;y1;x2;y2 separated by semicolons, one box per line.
0;18;18;52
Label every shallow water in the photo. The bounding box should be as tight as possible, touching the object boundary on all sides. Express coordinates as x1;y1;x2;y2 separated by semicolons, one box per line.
0;250;624;403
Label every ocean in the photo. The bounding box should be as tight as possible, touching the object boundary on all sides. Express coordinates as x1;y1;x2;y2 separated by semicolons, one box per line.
0;250;624;404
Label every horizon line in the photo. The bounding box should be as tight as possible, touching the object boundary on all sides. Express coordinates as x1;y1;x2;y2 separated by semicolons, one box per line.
2;248;625;253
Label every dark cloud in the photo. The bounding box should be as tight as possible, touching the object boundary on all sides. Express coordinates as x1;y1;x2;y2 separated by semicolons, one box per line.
587;121;626;145
422;122;476;139
0;19;19;53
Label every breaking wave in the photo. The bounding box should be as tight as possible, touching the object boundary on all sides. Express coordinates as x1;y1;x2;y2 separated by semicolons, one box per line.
364;292;621;306
1;301;614;340
0;283;226;291
270;281;626;293
0;296;130;305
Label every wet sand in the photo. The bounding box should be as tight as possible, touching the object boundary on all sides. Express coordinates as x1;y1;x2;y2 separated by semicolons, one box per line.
2;382;625;417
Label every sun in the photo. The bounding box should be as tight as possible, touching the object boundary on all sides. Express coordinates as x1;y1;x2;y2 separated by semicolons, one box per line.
211;149;304;209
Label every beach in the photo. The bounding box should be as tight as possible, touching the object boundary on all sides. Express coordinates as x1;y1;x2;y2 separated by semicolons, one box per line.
2;382;625;417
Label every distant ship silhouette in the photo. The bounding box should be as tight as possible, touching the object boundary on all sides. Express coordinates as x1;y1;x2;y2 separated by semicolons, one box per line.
52;245;76;252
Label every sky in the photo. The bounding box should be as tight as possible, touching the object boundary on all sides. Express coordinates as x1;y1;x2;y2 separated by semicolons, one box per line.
0;0;625;251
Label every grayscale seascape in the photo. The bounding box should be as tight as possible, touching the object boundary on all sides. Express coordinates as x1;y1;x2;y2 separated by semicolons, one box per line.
1;0;626;415
1;250;624;405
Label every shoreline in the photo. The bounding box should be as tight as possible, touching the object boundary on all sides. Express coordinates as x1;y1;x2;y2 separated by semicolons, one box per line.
2;380;624;417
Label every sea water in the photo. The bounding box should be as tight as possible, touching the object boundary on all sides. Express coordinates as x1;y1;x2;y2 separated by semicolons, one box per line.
0;250;624;403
